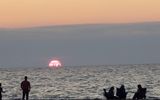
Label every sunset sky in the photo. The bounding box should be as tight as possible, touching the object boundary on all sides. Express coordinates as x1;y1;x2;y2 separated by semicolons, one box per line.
0;0;160;28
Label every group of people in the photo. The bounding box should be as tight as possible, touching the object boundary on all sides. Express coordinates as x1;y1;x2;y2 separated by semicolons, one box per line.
1;77;147;100
103;85;127;100
103;84;147;100
0;76;31;100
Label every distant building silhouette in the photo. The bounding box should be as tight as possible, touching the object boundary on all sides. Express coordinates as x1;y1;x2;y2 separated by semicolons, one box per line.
21;76;31;100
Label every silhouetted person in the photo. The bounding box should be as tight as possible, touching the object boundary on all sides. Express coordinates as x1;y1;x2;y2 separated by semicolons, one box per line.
103;88;107;99
116;85;127;99
132;84;146;100
0;83;4;100
108;87;114;98
21;76;31;100
103;86;117;100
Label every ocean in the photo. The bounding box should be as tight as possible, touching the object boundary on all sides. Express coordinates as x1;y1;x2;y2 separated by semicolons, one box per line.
0;64;160;99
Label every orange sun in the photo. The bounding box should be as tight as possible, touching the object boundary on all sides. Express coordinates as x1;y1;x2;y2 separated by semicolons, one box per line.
49;60;62;68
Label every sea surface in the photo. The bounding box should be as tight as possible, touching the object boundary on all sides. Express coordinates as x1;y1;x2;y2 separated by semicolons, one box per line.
0;64;160;99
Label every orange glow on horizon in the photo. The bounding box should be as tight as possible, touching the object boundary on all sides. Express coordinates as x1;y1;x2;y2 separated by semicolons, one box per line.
0;0;160;28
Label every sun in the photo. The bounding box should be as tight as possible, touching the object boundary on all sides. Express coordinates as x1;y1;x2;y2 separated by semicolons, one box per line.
49;60;62;68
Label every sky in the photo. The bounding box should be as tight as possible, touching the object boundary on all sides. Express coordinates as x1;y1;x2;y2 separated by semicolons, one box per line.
0;0;160;28
0;22;160;67
0;1;160;67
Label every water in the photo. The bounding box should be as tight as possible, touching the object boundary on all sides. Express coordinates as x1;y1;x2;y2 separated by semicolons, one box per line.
0;64;160;99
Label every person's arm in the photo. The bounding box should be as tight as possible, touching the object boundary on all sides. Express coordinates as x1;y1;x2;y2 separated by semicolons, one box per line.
2;88;5;93
21;82;23;90
28;82;31;91
1;88;5;93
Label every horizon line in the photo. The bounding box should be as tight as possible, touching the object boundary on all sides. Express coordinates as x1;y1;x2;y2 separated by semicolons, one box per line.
1;21;160;29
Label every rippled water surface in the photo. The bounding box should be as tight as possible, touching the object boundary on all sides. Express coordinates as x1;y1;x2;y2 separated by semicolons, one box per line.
0;64;160;99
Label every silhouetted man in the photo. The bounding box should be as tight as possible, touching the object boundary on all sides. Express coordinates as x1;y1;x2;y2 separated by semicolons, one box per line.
21;76;31;100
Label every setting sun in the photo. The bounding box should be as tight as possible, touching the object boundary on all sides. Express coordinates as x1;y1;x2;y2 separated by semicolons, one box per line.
49;60;62;68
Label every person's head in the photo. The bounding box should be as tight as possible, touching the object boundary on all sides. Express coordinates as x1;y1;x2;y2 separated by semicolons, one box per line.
120;85;125;88
110;86;114;91
24;76;28;81
137;84;142;89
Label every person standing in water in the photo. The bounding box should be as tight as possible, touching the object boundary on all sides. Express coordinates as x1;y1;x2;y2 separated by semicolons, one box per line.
21;76;31;100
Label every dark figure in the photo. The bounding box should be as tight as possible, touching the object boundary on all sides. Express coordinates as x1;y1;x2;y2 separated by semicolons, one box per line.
103;88;108;99
0;83;4;100
116;85;127;99
132;84;146;100
103;86;117;100
21;76;31;100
